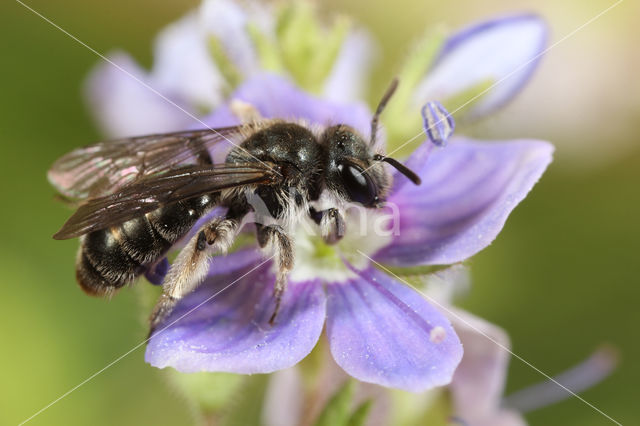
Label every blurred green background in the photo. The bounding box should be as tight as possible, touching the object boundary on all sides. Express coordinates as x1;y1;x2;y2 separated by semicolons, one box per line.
1;0;638;425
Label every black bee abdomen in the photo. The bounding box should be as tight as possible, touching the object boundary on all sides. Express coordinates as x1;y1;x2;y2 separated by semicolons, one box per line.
75;194;215;296
147;195;215;242
77;227;142;295
119;216;171;264
76;251;114;296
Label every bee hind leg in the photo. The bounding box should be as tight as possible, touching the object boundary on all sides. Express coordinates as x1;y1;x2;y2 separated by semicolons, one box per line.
256;224;294;325
148;214;243;336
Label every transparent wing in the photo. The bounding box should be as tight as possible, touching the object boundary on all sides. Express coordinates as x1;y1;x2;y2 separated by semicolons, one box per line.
53;163;280;240
48;126;256;200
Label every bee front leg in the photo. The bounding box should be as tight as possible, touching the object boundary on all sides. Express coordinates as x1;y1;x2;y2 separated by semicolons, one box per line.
256;224;294;325
309;207;345;245
148;214;242;336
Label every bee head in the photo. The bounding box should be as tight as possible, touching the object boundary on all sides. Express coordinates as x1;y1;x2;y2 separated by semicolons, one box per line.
321;78;421;208
321;125;420;208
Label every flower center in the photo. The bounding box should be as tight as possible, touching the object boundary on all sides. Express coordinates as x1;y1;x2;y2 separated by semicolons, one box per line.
289;207;395;283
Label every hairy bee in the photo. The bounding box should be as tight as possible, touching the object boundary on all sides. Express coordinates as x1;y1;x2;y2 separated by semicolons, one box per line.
49;80;421;333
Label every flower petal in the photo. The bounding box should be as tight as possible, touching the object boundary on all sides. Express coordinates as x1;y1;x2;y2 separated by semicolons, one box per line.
325;266;462;392
323;29;376;103
203;74;372;136
413;14;547;118
448;308;525;426
85;52;193;137
151;12;225;111
146;249;326;373
377;138;553;266
199;0;261;75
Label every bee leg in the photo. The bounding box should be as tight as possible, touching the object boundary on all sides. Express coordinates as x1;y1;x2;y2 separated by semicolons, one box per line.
256;224;294;325
148;215;241;336
309;207;345;245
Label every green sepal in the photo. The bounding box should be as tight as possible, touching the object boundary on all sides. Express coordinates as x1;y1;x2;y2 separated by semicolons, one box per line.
416;390;455;426
395;27;446;106
389;389;453;426
385;264;454;280
208;35;242;91
441;78;495;123
385;28;446;153
305;15;350;92
275;2;350;93
276;2;316;83
165;370;245;419
220;374;270;426
313;380;355;426
346;399;373;426
247;22;284;72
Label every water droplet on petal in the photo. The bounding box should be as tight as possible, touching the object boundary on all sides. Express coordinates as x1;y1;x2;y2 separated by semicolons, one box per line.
421;101;455;146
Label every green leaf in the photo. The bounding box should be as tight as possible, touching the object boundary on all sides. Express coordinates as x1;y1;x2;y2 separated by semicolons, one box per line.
313;381;354;426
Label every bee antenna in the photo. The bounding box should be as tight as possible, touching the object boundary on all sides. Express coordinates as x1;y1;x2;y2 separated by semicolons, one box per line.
370;78;399;147
373;154;421;185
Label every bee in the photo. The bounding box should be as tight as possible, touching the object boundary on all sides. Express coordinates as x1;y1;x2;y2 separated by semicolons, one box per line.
49;79;421;333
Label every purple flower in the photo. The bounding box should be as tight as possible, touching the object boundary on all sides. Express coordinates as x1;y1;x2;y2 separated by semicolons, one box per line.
142;73;552;391
86;3;552;392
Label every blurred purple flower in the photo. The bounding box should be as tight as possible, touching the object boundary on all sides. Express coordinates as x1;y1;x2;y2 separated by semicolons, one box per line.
413;13;548;119
449;308;527;426
86;1;552;392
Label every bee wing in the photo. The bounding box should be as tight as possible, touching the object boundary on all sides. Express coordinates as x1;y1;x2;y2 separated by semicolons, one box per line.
48;126;254;200
53;163;279;240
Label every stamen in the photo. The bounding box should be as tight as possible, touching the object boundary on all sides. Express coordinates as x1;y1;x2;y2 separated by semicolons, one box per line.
421;100;455;146
374;154;421;185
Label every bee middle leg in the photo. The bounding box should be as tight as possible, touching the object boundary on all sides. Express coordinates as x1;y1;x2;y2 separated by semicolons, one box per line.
256;224;294;325
148;212;244;335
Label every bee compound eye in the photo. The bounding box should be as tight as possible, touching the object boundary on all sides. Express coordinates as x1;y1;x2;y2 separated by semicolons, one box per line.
340;163;377;206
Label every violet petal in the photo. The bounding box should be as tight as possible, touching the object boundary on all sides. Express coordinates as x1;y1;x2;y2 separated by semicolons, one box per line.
151;12;225;111
146;249;326;373
199;0;261;75
448;308;525;426
323;29;376;103
325;265;462;392
144;257;169;286
414;14;547;118
377;138;553;266
85;52;193;137
203;73;372;137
